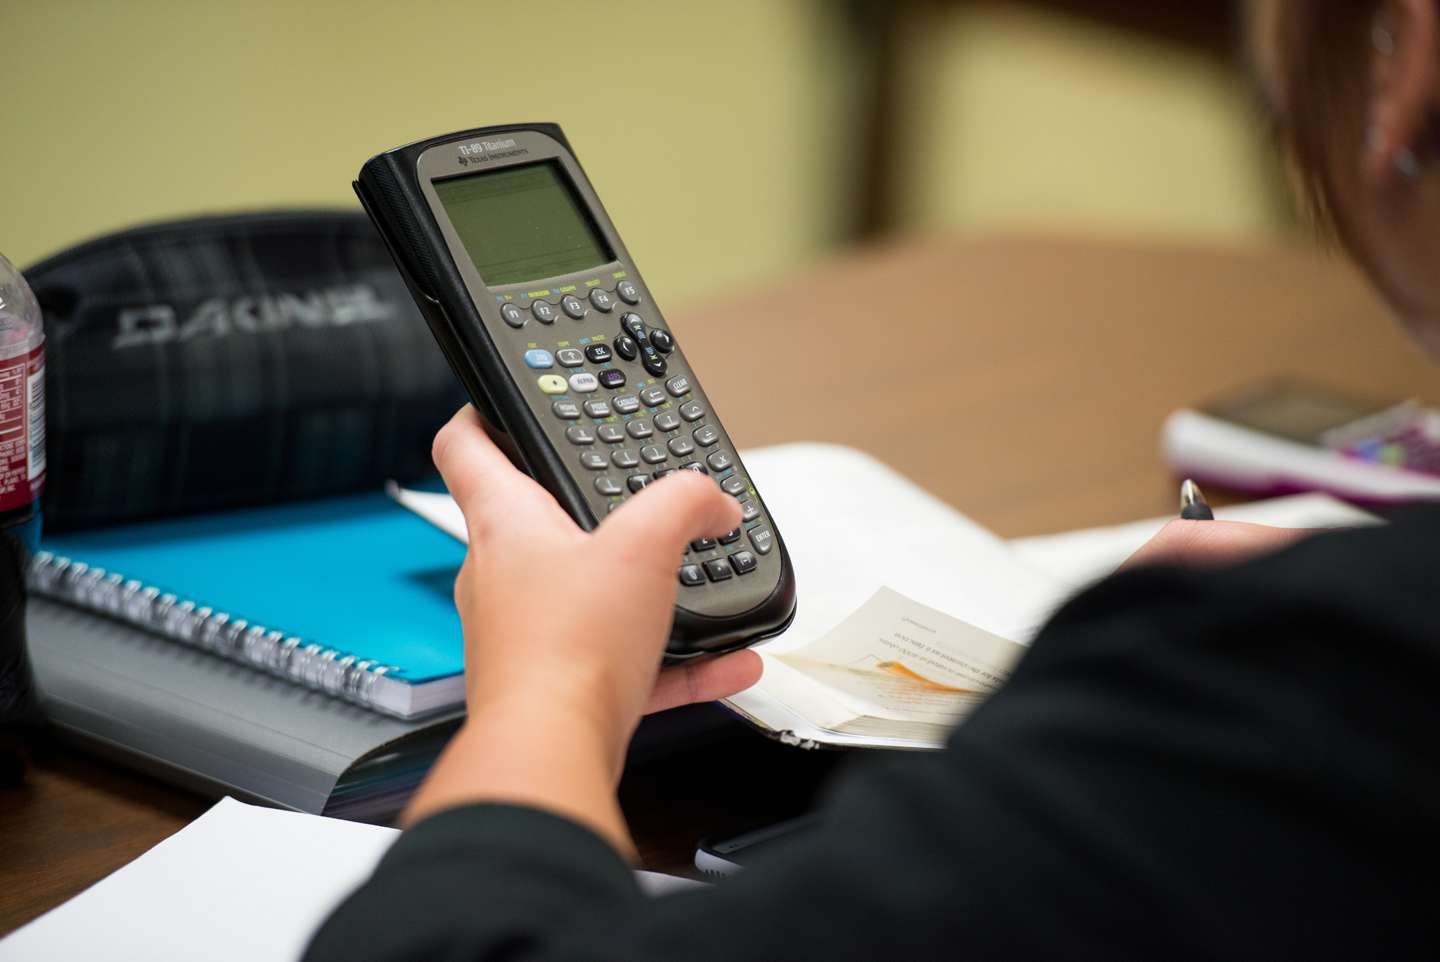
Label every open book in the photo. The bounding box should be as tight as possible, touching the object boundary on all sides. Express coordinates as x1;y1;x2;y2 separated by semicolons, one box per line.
393;444;1377;752
393;444;1071;751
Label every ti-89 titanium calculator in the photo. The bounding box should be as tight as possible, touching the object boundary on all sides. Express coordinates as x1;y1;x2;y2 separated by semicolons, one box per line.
355;123;796;660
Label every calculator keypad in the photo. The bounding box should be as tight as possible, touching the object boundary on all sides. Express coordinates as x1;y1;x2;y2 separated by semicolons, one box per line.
499;278;780;608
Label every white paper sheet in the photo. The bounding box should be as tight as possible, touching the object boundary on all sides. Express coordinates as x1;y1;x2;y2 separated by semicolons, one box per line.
0;798;700;962
761;586;1027;744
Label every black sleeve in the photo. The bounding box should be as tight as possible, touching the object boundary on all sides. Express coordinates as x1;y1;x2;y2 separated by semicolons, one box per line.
305;512;1440;962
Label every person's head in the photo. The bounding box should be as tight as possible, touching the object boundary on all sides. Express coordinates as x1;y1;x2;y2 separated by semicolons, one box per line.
1251;0;1440;355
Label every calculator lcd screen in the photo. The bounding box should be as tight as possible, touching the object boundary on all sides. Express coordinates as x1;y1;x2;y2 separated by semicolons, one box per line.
434;161;614;287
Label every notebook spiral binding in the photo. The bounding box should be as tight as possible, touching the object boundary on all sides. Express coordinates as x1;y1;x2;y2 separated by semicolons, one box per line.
27;551;402;710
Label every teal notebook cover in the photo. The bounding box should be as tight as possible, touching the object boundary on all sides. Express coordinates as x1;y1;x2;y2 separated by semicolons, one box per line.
40;491;467;688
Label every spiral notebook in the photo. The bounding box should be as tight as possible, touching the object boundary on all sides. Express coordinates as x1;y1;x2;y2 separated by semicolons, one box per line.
30;490;468;719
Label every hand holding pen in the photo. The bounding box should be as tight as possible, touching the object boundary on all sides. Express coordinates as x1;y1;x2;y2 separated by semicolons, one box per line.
1121;478;1307;569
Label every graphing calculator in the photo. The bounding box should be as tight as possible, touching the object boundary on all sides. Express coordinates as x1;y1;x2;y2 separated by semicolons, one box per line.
355;123;796;659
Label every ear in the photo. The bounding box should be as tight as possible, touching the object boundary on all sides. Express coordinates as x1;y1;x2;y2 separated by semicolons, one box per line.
1366;0;1440;185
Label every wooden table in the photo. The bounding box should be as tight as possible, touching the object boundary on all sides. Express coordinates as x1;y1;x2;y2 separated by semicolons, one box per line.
2;235;1432;937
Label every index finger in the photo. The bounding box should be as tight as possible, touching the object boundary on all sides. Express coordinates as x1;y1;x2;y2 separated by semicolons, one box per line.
1120;519;1309;571
431;406;558;534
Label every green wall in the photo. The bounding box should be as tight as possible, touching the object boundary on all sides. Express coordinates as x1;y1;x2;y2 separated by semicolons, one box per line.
3;2;1293;308
1;0;848;308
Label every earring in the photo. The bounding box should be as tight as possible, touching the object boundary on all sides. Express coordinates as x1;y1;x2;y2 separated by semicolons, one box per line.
1371;16;1430;179
1373;19;1397;55
1395;146;1422;178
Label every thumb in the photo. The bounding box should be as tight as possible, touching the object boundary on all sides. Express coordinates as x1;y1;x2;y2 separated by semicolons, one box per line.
598;471;742;567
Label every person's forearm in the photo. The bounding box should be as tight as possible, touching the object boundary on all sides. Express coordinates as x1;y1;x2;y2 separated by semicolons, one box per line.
402;697;634;857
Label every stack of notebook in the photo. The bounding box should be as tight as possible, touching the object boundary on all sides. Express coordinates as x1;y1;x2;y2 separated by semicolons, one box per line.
32;444;1377;817
25;485;743;818
28;490;470;820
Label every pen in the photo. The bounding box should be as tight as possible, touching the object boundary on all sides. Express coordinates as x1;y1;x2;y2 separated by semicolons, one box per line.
1179;478;1215;521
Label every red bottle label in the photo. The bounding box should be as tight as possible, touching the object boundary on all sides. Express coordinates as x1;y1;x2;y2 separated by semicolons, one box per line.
0;344;44;514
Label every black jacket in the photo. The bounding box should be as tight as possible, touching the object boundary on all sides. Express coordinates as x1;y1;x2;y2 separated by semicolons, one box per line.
307;510;1440;960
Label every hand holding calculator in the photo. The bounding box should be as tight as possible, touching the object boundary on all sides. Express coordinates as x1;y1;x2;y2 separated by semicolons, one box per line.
355;123;796;659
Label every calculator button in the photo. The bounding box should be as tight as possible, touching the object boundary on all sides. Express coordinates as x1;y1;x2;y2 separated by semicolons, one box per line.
639;386;667;407
665;375;691;397
642;351;668;377
568;372;599;393
613;335;638;361
590;288;616;312
749;527;774;555
721;475;747;496
668;436;695;457
552;400;582;419
627;474;651;493
703;559;733;582
501;303;526;328
706;450;733;472
584;399;612;418
621;313;646;341
561;295;587;319
678;564;705;587
654;411;681;432
585;343;613;364
523;349;554;369
720;527;742;544
598;369;626;389
654;467;677;479
566;425;596;445
679;460;707;474
531;300;558;324
640;444;667;464
596;424;625;444
579;452;608;471
626;419;654;440
595;476;623;496
691;537;717;551
612;449;640;468
739;499;760;522
693;425;719;446
556;348;585;367
612;394;641;414
537;375;567;394
649;329;674;354
616;280;641;304
729;551;758;575
679;401;705;422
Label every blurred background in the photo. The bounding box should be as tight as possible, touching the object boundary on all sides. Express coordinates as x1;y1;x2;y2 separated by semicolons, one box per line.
4;0;1282;309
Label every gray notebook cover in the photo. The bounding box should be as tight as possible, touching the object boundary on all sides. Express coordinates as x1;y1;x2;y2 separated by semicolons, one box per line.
27;597;460;818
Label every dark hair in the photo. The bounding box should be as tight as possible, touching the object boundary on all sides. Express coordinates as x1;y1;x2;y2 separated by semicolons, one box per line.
1266;1;1384;249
